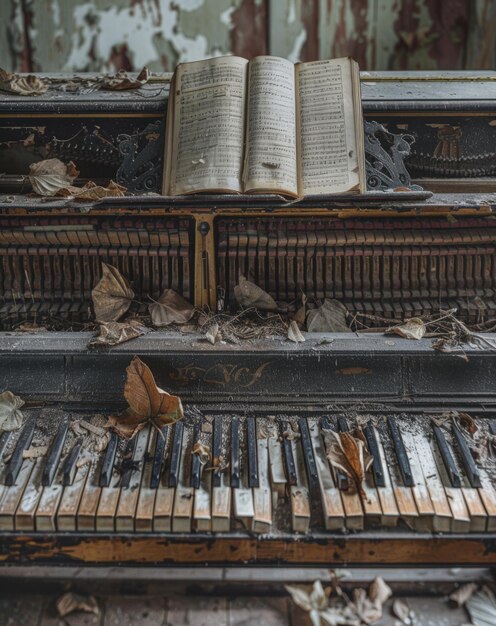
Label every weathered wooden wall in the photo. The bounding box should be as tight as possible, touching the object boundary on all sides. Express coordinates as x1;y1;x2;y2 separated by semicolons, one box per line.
0;0;494;72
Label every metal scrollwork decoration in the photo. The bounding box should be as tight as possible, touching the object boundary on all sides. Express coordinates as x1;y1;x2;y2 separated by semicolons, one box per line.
116;120;164;194
365;120;423;191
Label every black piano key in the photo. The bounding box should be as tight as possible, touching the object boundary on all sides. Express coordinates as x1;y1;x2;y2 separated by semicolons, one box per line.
212;416;222;488
326;415;349;491
119;436;138;488
191;424;202;489
168;421;184;488
363;422;386;488
150;426;168;489
452;418;482;488
230;417;240;488
298;418;318;490
432;424;462;488
42;417;70;486
5;418;36;486
281;421;297;486
0;431;10;459
387;416;414;487
62;438;83;486
247;417;259;488
490;419;496;436
337;416;349;432
99;431;118;487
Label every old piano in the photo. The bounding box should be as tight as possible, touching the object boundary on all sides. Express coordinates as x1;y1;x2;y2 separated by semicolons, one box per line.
0;71;496;567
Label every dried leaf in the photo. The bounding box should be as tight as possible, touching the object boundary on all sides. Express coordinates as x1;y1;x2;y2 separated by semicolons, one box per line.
106;411;147;440
466;586;496;626
288;320;305;343
100;66;149;90
124;356;184;424
293;293;308;327
449;583;478;607
306;300;349;332
206;322;222;345
29;158;79;196
76;449;98;468
89;319;146;348
368;577;392;608
16;322;48;333
392;598;412;624
149;289;195;327
0;391;24;432
91;263;134;323
459;412;478;437
192;442;211;465
56;592;99;617
0;68;48;95
388;318;426;340
234;275;278;311
286;581;357;626
325;430;373;496
23;445;48;459
57;180;126;201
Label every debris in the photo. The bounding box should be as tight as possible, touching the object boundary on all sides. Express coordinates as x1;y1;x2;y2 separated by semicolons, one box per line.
288;320;305;343
234;275;278;311
100;66;149;90
76;448;97;468
108;356;183;438
205;322;222;345
324;430;373;496
28;158;79;196
458;412;478;437
16;322;48;333
285;581;353;626
392;598;413;624
149;289;195;327
91;263;134;323
0;68;48;95
0;391;24;432
192;442;211;465
465;586;496;626
23;445;48;459
282;425;300;441
57;179;126;201
449;583;478;607
352;577;393;624
56;592;99;618
89;319;147;348
306;299;349;333
387;318;426;340
293;293;308;327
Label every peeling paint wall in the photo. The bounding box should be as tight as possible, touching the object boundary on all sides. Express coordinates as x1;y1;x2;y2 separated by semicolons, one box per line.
0;0;493;72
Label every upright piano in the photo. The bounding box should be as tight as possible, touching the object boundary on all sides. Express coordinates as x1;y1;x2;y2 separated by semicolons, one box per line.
0;72;496;566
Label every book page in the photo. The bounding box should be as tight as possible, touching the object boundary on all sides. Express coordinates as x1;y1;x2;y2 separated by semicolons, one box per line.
296;58;361;195
243;56;298;196
168;56;248;195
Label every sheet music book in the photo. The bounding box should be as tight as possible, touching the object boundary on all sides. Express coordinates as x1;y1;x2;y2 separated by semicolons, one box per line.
163;56;365;198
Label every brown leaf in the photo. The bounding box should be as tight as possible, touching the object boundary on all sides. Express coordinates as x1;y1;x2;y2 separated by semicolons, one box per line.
449;583;478;607
192;442;211;465
388;317;426;340
56;180;126;201
459;412;478;437
16;322;48;333
287;320;305;343
0;68;48;95
106;411;147;439
56;592;99;618
91;263;134;323
325;430;373;496
100;67;150;90
149;289;195;327
88;319;146;348
306;299;349;332
293;293;307;327
234;275;278;311
29;158;79;196
124;356;184;424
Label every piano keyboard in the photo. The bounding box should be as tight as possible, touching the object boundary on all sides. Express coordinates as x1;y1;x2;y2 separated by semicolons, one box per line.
1;411;496;534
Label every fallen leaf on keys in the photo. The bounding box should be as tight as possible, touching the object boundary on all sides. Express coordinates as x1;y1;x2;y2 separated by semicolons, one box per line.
449;583;478;607
192;442;211;465
458;412;478;437
387;317;426;340
23;445;48;459
91;263;135;323
306;299;349;333
282;425;300;441
89;319;147;348
99;66;149;90
149;289;195;327
325;430;373;496
108;356;184;439
29;158;79;196
205;322;222;345
392;598;412;624
288;320;306;343
57;179;127;201
234;275;278;311
0;68;48;95
0;391;25;432
466;586;496;626
56;592;99;617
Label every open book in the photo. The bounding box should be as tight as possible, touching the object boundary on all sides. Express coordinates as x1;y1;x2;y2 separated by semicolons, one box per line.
163;56;365;198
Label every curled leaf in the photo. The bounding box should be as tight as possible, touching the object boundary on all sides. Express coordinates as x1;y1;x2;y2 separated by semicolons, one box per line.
100;66;149;90
192;442;211;465
388;318;426;340
91;263;134;323
392;598;412;625
205;322;222;345
234;275;278;311
325;429;373;496
306;300;349;332
149;289;195;327
56;592;99;618
449;583;478;607
106;411;147;440
458;412;478;437
0;391;25;432
288;320;305;343
29;158;79;196
89;319;146;348
57;180;126;201
0;68;48;95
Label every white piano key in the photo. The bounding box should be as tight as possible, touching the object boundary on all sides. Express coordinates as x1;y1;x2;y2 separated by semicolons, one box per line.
370;424;402;528
268;435;286;507
211;471;231;532
116;428;150;532
172;425;194;533
253;437;272;533
401;430;435;531
289;435;310;533
0;459;35;531
16;457;44;531
135;430;158;532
